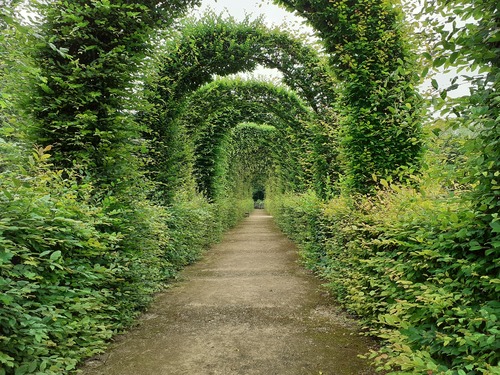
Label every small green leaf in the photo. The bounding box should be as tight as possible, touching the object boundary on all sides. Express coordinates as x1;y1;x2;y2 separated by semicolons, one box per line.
433;56;447;68
422;52;432;60
50;250;62;261
490;221;500;233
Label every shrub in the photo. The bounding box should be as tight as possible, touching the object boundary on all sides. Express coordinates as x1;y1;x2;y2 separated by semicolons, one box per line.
0;148;121;374
269;185;500;374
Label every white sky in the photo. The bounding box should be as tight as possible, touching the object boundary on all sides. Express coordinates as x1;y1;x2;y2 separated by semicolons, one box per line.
190;0;304;29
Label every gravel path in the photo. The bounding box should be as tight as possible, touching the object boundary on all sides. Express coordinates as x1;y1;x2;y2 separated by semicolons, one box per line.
81;210;377;375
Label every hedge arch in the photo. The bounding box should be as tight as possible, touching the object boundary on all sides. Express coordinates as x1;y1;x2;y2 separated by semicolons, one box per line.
226;123;279;198
30;0;200;190
154;15;336;114
147;9;423;199
145;16;338;203
175;78;316;200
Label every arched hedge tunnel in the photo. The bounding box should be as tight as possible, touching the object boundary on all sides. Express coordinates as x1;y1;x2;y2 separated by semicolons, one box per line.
146;12;420;204
8;0;497;372
176;78;317;200
144;16;343;203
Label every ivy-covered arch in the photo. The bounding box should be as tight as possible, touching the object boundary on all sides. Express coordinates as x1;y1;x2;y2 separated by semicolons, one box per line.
175;78;316;200
30;0;200;189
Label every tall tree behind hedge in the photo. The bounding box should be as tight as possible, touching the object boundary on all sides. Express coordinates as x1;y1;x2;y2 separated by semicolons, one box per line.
29;0;199;192
274;0;423;194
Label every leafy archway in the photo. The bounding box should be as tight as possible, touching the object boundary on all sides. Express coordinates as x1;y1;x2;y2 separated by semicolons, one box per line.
174;78;316;200
275;0;423;193
144;16;339;203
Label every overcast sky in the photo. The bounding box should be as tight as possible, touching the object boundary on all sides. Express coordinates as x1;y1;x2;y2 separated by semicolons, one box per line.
190;0;302;27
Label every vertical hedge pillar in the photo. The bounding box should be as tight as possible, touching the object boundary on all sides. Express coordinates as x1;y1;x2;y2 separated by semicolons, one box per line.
275;0;423;194
30;0;198;192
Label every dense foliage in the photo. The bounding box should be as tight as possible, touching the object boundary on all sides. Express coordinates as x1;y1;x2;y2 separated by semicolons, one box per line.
267;184;499;374
1;0;498;373
275;0;423;194
177;78;316;198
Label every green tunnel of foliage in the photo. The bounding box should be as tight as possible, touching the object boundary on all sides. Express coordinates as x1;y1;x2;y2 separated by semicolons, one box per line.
144;15;341;202
176;78;316;199
0;0;498;374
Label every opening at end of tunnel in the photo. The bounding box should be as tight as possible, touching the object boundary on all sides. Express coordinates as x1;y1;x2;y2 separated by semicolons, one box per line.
253;188;265;209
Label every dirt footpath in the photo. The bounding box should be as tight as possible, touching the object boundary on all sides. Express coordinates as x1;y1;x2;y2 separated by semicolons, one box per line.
81;210;377;375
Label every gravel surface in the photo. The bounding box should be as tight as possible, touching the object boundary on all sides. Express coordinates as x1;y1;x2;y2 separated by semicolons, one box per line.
80;210;377;375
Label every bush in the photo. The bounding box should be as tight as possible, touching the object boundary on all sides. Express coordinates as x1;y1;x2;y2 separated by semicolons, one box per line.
0;148;121;374
268;186;500;374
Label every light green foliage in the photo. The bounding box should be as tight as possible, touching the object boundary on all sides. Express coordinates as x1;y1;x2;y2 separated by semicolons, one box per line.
0;147;249;375
267;0;498;372
0;1;37;167
228;123;278;194
268;185;499;374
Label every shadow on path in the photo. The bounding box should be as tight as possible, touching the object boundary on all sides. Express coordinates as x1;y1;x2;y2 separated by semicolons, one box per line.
81;210;377;375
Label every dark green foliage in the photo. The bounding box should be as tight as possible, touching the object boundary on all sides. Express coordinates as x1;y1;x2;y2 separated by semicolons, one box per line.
274;0;423;194
29;0;199;189
0;151;120;374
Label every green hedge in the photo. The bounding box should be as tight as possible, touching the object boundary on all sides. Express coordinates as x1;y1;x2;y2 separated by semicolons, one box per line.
267;189;499;374
0;151;252;375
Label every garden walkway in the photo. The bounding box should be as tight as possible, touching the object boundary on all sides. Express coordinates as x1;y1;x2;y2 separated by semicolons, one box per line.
81;210;376;375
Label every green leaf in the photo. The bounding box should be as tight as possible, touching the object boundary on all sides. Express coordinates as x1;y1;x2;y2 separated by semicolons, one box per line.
50;250;62;261
14;364;29;375
422;52;432;60
490;221;500;233
433;56;447;68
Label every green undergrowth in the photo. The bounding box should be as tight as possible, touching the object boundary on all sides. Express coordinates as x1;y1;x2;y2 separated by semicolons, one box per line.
267;187;499;374
0;149;252;375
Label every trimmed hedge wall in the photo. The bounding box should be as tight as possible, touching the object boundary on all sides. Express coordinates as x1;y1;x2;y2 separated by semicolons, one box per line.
267;189;499;374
